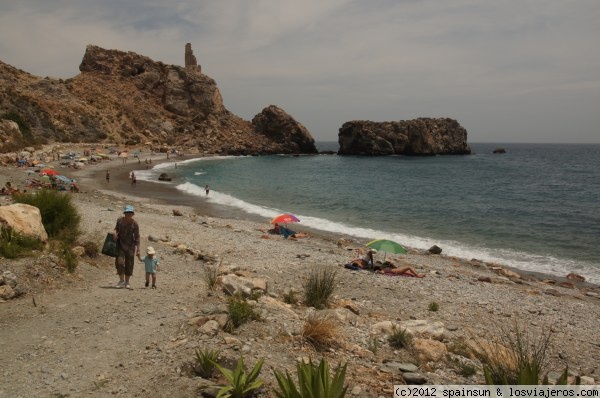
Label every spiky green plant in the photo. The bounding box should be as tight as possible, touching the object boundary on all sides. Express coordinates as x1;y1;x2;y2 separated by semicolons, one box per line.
283;289;298;305
477;321;580;385
388;326;412;349
303;266;337;309
194;347;221;378
428;301;439;312
226;295;261;330
0;227;44;259
272;357;348;398
212;356;264;398
484;364;580;386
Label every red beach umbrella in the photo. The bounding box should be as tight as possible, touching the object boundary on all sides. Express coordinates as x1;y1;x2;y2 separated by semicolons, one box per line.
270;213;300;224
40;168;59;176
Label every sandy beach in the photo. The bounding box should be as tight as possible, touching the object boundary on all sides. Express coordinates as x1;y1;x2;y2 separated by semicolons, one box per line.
1;146;599;397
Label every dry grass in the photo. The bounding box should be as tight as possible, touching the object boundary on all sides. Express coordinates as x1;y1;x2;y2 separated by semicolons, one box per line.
471;321;553;384
301;313;340;350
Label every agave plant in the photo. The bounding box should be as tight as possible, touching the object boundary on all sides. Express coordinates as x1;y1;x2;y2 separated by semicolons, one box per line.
213;356;264;398
272;357;348;398
194;347;221;378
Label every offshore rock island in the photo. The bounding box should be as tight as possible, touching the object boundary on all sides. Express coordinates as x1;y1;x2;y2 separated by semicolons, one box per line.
338;118;471;156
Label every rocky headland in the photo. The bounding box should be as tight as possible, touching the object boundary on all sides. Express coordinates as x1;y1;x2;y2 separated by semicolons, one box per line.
0;44;316;155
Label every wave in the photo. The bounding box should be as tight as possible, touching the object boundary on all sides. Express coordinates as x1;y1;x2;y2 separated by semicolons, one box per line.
175;182;600;284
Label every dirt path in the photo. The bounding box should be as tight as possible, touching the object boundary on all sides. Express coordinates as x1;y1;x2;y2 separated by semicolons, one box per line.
0;251;208;397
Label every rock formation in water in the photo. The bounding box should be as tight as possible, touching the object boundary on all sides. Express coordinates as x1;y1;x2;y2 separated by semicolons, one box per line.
338;118;471;156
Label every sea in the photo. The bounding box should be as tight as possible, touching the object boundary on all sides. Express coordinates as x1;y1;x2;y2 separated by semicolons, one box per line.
136;143;600;284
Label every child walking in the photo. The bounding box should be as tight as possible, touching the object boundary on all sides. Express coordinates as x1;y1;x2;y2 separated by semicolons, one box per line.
138;246;160;288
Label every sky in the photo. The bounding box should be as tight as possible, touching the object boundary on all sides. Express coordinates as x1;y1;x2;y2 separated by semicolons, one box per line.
1;1;599;143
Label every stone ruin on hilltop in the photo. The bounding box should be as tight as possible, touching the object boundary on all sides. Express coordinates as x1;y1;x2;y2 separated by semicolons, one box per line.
185;43;201;74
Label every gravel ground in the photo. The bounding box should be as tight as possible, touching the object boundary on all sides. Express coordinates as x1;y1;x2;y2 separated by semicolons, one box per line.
1;149;599;397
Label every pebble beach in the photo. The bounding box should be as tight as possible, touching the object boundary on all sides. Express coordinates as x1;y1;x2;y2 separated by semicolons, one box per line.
1;146;599;397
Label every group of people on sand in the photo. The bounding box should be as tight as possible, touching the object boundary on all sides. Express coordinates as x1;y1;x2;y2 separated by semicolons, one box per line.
0;181;19;195
346;248;425;277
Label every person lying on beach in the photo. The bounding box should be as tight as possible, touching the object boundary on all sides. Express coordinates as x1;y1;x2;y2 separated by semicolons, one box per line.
351;249;376;269
373;263;425;278
271;223;308;239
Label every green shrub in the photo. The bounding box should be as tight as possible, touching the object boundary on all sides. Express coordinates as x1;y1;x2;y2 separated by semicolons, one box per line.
194;347;221;378
0;227;44;259
52;241;78;273
459;363;477;377
428;301;439;312
213;356;264;398
283;289;298;305
13;190;80;244
303;266;337;309
388;326;412;349
248;290;263;301
226;295;261;330
272;357;348;398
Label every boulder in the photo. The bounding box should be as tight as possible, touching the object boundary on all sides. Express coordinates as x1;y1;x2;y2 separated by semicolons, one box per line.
338;118;471;156
493;148;507;154
0;203;48;242
566;273;585;282
398;319;447;340
0;285;15;300
428;245;442;254
158;173;172;181
220;274;268;297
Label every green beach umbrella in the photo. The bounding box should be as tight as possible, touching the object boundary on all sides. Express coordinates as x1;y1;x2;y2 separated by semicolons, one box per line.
366;239;407;262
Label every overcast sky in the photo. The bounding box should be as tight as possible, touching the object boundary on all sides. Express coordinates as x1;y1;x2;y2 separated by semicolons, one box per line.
1;1;599;143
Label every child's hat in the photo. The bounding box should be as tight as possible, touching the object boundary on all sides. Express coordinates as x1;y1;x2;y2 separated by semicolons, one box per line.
146;246;155;255
123;204;135;213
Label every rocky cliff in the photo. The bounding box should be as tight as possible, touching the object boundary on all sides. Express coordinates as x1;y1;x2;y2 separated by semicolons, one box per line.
338;118;471;156
0;45;317;155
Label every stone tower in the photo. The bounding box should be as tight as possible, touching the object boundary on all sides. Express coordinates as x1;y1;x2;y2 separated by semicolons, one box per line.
184;43;201;73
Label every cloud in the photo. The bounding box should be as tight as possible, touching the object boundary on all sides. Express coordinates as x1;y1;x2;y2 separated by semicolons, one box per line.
1;0;599;142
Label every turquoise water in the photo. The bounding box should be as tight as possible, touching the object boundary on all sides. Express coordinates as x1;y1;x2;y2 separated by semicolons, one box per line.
137;143;600;283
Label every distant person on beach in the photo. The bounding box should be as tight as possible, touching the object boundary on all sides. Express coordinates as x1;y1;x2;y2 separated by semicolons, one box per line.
374;263;425;277
272;223;308;239
349;249;376;269
113;205;140;289
131;172;137;186
205;185;210;195
105;170;110;183
138;246;160;288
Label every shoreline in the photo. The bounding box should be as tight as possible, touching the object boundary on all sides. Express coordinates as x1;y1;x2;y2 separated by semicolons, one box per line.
70;152;599;290
1;145;597;289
